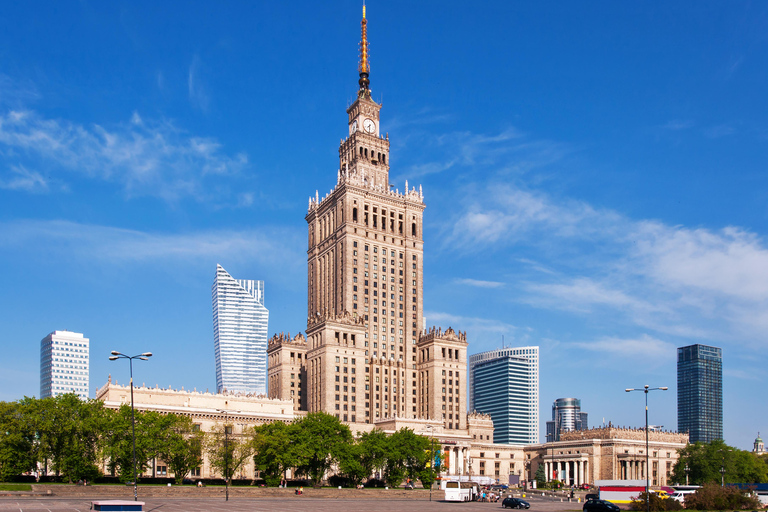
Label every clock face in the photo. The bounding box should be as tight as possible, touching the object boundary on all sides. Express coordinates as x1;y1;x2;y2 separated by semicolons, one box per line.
363;118;376;134
351;120;358;134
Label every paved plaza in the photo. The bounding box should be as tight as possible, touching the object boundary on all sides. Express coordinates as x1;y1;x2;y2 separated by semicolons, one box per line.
0;495;587;512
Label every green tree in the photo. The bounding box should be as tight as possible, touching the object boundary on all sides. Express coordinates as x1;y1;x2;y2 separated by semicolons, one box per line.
357;429;388;482
671;439;768;485
31;395;106;482
205;422;253;482
102;405;168;482
535;464;546;488
0;400;37;481
252;421;296;486
156;414;204;484
292;412;353;486
383;428;430;488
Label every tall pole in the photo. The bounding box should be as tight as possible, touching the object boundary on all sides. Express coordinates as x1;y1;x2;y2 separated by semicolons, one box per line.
626;385;667;512
110;351;152;502
130;358;137;502
645;390;649;511
225;412;229;502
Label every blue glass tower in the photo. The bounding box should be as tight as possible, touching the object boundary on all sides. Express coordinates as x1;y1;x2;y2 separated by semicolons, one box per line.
469;347;539;444
677;344;722;443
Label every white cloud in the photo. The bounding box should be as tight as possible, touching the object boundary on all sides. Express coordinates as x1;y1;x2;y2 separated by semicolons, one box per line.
0;108;249;202
446;177;768;348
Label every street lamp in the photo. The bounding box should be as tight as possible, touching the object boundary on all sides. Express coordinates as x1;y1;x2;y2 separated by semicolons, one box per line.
626;385;668;512
215;409;240;501
684;464;690;486
109;350;152;501
421;424;437;502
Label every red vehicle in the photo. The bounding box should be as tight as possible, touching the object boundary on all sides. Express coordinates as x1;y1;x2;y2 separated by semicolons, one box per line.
580;483;591;490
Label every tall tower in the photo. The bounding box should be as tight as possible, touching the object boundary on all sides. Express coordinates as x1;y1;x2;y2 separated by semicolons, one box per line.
212;264;269;395
545;398;589;442
677;344;722;443
469;347;540;444
303;5;426;423
40;330;90;400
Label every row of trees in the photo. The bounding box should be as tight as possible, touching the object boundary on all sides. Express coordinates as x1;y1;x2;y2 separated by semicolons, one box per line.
0;394;440;487
251;414;440;488
0;394;205;483
671;439;768;485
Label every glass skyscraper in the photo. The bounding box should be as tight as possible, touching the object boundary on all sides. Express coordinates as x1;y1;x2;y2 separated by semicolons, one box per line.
677;344;722;443
469;347;539;444
546;397;589;442
212;264;269;395
40;330;90;399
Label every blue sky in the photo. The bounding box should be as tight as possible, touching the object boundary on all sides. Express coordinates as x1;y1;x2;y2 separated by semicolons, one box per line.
1;1;766;450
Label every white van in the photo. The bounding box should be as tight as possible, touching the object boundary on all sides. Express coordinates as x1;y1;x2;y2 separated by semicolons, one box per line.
670;490;695;503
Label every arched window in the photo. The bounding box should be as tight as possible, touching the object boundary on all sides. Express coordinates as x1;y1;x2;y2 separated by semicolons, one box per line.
352;207;358;222
411;223;416;236
382;153;386;164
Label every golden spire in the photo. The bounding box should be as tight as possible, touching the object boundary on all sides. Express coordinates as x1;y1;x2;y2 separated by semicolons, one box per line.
358;3;370;95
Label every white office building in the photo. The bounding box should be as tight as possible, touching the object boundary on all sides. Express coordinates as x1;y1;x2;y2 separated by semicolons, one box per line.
40;330;90;399
212;264;269;395
469;346;539;444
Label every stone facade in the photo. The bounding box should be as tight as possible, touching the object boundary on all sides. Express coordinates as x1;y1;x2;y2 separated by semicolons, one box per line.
525;427;688;487
95;378;295;479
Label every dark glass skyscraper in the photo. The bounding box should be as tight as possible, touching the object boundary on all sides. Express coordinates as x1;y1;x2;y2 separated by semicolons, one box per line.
677;344;722;443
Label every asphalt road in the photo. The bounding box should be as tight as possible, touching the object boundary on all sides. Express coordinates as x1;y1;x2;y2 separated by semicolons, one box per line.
0;495;589;512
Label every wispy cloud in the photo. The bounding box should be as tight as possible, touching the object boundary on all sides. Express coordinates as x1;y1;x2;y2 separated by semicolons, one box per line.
572;334;675;366
454;278;505;289
188;55;210;112
0;108;249;202
425;310;521;345
394;127;568;183
662;120;694;131
0;219;304;268
0;164;49;192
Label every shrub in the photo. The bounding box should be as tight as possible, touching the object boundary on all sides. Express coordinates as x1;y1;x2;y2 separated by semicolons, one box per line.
364;478;385;488
683;482;760;510
629;492;682;511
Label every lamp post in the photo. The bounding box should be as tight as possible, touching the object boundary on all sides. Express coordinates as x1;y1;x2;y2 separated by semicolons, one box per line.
215;409;240;501
626;384;667;512
422;424;437;502
684;464;690;486
109;350;152;501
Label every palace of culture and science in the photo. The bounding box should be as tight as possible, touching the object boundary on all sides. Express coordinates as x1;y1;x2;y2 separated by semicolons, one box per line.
95;7;688;485
266;5;471;432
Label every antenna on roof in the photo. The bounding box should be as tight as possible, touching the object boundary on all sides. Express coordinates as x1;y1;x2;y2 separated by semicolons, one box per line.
502;335;505;349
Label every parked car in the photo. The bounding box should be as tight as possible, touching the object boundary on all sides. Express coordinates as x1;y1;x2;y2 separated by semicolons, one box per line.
502;497;530;509
583;499;620;512
579;483;591;490
585;493;599;501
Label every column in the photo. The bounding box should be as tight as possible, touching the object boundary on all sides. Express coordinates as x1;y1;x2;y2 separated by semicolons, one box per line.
576;461;581;486
565;461;570;486
458;448;464;476
449;449;456;475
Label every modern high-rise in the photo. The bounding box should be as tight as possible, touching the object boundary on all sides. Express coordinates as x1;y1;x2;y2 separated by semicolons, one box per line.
267;6;472;431
677;344;723;443
40;330;90;399
469;347;540;444
212;264;269;395
545;398;588;442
